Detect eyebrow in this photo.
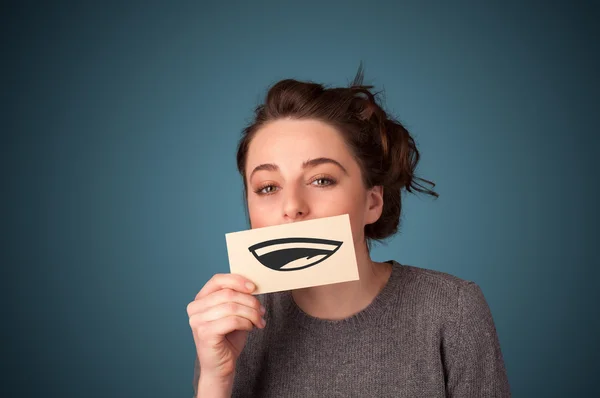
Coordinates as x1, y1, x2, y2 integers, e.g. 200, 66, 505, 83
249, 157, 349, 180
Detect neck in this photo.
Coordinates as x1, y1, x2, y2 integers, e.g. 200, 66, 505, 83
291, 241, 392, 320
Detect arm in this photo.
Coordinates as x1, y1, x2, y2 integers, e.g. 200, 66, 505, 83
187, 274, 263, 398
192, 356, 234, 398
444, 282, 511, 397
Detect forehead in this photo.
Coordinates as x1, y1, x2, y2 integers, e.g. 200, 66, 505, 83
246, 119, 354, 170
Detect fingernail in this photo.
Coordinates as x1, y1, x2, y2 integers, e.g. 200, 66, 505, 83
245, 282, 255, 291
261, 318, 266, 327
260, 305, 266, 314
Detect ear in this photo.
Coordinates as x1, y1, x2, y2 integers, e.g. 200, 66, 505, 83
364, 185, 384, 225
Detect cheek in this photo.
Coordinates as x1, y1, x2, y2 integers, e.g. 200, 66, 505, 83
348, 209, 367, 243
312, 192, 366, 241
249, 214, 270, 229
341, 192, 369, 243
247, 196, 277, 228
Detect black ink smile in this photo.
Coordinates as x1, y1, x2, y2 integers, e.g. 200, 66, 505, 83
248, 237, 343, 271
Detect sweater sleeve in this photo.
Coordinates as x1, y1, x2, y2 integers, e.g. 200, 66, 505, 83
444, 282, 511, 397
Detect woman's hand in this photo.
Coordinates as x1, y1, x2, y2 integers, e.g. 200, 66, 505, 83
187, 273, 266, 384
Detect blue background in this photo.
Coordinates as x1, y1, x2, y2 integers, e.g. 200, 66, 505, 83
3, 1, 598, 397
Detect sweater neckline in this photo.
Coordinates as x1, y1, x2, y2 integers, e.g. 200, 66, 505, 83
281, 260, 404, 332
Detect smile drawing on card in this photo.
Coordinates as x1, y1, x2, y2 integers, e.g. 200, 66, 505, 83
225, 214, 359, 294
248, 237, 343, 271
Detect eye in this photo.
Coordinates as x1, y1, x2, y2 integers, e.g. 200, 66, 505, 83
254, 184, 279, 195
310, 176, 336, 187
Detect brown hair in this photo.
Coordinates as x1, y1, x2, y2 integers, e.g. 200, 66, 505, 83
236, 66, 439, 243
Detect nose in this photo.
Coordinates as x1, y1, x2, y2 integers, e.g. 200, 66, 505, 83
282, 185, 309, 222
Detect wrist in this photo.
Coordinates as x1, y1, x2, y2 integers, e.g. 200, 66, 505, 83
197, 373, 234, 398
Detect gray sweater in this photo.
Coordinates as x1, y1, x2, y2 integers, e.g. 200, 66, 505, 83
193, 261, 510, 397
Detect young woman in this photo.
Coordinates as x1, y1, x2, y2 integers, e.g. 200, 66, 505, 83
187, 70, 510, 397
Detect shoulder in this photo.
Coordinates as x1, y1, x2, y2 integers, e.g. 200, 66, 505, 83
389, 261, 492, 326
393, 261, 481, 299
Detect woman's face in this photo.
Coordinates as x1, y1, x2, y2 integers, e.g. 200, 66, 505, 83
245, 118, 383, 246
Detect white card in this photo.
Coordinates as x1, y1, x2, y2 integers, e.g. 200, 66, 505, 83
225, 214, 359, 294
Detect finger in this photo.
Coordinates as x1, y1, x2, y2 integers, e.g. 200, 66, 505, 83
188, 288, 264, 317
199, 316, 255, 340
196, 273, 256, 300
196, 302, 265, 329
